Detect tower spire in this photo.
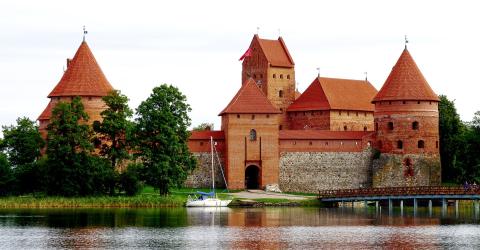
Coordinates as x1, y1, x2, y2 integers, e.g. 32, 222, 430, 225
83, 25, 88, 42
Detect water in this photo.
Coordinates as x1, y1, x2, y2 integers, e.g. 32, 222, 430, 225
1, 206, 480, 249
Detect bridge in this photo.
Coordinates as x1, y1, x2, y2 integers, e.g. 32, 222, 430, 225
319, 186, 480, 215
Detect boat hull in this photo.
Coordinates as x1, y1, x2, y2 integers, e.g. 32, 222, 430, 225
186, 198, 232, 207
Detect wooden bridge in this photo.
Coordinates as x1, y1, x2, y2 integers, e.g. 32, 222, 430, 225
319, 186, 480, 214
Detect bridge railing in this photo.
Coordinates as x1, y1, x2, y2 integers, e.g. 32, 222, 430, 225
318, 186, 480, 199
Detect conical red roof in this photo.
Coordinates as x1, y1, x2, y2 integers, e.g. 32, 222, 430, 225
37, 101, 53, 120
372, 49, 439, 102
219, 78, 281, 115
48, 41, 113, 97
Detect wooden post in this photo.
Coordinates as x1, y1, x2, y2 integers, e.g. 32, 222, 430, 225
413, 198, 418, 216
400, 200, 404, 216
388, 199, 393, 215
442, 198, 447, 216
428, 200, 433, 217
375, 201, 379, 213
455, 200, 459, 218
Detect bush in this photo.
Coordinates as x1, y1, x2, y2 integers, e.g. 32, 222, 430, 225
119, 163, 143, 196
0, 153, 14, 196
13, 159, 47, 194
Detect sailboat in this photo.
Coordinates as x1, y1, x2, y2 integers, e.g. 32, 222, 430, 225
186, 136, 232, 207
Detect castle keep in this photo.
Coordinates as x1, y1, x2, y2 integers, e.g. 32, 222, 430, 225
187, 35, 441, 192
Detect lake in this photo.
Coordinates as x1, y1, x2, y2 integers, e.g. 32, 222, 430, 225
1, 206, 480, 249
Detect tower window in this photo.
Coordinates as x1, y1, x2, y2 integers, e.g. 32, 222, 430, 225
251, 115, 255, 120
237, 114, 240, 119
388, 122, 394, 130
389, 101, 392, 105
412, 121, 419, 130
279, 90, 283, 97
418, 140, 425, 148
200, 141, 204, 146
287, 74, 290, 79
339, 111, 342, 116
344, 125, 347, 131
397, 140, 403, 149
311, 111, 314, 116
249, 129, 257, 141
280, 74, 283, 79
356, 112, 359, 117
417, 101, 421, 104
266, 114, 270, 118
309, 141, 312, 145
273, 74, 276, 78
403, 101, 406, 104
279, 125, 283, 130
364, 126, 367, 131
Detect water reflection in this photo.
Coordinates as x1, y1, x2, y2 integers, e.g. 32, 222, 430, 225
1, 206, 480, 249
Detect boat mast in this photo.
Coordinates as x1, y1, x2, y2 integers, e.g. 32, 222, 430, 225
211, 136, 215, 192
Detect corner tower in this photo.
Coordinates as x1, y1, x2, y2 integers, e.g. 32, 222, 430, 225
38, 40, 114, 138
241, 35, 295, 130
371, 48, 441, 187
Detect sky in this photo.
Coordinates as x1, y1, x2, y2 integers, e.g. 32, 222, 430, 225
1, 0, 479, 132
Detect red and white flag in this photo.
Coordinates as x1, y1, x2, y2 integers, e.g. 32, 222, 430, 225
239, 48, 252, 61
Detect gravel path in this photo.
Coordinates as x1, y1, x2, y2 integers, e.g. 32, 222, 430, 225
231, 190, 313, 200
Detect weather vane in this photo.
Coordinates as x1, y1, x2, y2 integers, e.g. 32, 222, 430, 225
404, 35, 409, 49
83, 25, 88, 41
256, 27, 260, 35
364, 72, 368, 81
316, 67, 320, 77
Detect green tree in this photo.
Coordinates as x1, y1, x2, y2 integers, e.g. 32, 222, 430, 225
0, 117, 45, 166
0, 152, 14, 196
192, 122, 214, 131
135, 84, 196, 195
45, 97, 97, 196
93, 90, 133, 168
438, 95, 465, 182
458, 111, 480, 183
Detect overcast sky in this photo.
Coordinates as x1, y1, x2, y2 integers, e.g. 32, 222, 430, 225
1, 0, 479, 132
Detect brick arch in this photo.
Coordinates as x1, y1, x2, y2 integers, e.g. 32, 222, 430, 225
245, 165, 261, 189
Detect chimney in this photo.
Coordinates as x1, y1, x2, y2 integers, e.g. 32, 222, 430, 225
66, 58, 72, 68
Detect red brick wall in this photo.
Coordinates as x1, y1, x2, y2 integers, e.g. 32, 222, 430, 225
288, 110, 330, 130
374, 100, 439, 155
222, 113, 280, 190
279, 139, 364, 152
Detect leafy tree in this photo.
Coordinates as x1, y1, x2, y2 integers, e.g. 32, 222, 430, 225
44, 97, 96, 196
93, 90, 133, 168
192, 122, 214, 131
135, 84, 196, 195
0, 153, 14, 196
438, 95, 464, 182
0, 117, 45, 166
119, 163, 143, 196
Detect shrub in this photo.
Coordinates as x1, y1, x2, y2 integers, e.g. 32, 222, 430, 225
119, 163, 143, 196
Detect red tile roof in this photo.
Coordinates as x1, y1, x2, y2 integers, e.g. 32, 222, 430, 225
37, 101, 53, 120
219, 78, 281, 115
255, 35, 294, 68
189, 130, 225, 140
372, 49, 439, 102
288, 77, 377, 112
280, 130, 372, 140
48, 41, 114, 97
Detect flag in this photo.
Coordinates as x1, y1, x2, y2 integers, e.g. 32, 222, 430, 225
239, 48, 252, 61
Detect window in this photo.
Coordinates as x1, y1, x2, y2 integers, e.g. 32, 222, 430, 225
266, 114, 270, 118
279, 90, 283, 97
403, 101, 406, 104
273, 74, 276, 78
237, 114, 240, 119
356, 112, 358, 117
417, 101, 421, 104
325, 141, 329, 146
418, 140, 425, 148
412, 121, 419, 130
280, 74, 283, 79
88, 97, 92, 101
280, 108, 283, 112
309, 141, 312, 145
339, 111, 342, 116
388, 122, 394, 130
343, 125, 347, 131
287, 74, 290, 79
249, 129, 257, 141
200, 141, 204, 146
397, 140, 403, 149
389, 101, 392, 105
279, 125, 283, 130
347, 111, 350, 116
303, 112, 306, 116
364, 126, 367, 131
251, 115, 255, 120
311, 111, 315, 116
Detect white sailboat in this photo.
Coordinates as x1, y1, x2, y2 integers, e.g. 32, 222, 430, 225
186, 136, 232, 207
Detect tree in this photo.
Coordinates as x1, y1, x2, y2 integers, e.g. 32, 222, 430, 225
438, 95, 465, 182
45, 96, 100, 196
93, 90, 133, 168
192, 122, 214, 131
135, 84, 196, 195
0, 117, 45, 166
0, 153, 14, 196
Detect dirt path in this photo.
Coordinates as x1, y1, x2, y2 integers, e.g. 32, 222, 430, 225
231, 190, 313, 200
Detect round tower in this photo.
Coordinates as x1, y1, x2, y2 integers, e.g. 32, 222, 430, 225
371, 48, 441, 187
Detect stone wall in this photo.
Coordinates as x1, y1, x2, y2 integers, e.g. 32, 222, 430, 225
184, 152, 227, 189
372, 153, 441, 187
279, 150, 374, 193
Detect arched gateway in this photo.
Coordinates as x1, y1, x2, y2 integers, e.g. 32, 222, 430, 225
245, 165, 260, 189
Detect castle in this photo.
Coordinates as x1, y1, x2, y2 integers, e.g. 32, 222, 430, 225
38, 35, 441, 193
186, 35, 441, 192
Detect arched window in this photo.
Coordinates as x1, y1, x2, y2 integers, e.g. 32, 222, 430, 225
273, 74, 276, 78
287, 74, 290, 79
412, 121, 419, 130
364, 126, 368, 131
397, 140, 403, 149
343, 125, 347, 131
279, 90, 283, 97
251, 115, 255, 120
280, 74, 283, 79
249, 129, 257, 141
418, 140, 425, 148
388, 122, 394, 130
